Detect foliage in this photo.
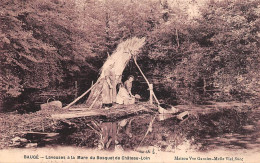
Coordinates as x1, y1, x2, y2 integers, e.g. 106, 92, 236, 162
0, 0, 259, 111
145, 0, 260, 103
196, 0, 260, 101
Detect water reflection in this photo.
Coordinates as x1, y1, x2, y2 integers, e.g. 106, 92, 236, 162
97, 118, 134, 150
16, 108, 260, 153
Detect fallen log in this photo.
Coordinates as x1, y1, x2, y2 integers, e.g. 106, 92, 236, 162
20, 132, 59, 138
16, 132, 59, 137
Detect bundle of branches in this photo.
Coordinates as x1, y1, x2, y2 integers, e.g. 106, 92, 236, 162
85, 37, 146, 109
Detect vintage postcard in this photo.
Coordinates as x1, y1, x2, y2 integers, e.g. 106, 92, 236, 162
0, 0, 259, 162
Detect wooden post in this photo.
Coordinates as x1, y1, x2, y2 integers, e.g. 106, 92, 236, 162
75, 81, 78, 99
203, 77, 206, 95
133, 57, 160, 106
176, 28, 180, 51
149, 84, 153, 104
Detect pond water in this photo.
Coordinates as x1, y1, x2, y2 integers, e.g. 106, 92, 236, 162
17, 106, 260, 154
198, 109, 260, 152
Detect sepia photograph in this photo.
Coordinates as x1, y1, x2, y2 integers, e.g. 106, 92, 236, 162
0, 0, 260, 162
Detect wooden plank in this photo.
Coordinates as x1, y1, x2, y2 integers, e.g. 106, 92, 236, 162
52, 110, 105, 120
104, 106, 153, 121
51, 104, 155, 120
69, 107, 90, 111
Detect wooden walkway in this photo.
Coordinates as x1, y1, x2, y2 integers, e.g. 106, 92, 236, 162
51, 102, 156, 122
51, 101, 248, 122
